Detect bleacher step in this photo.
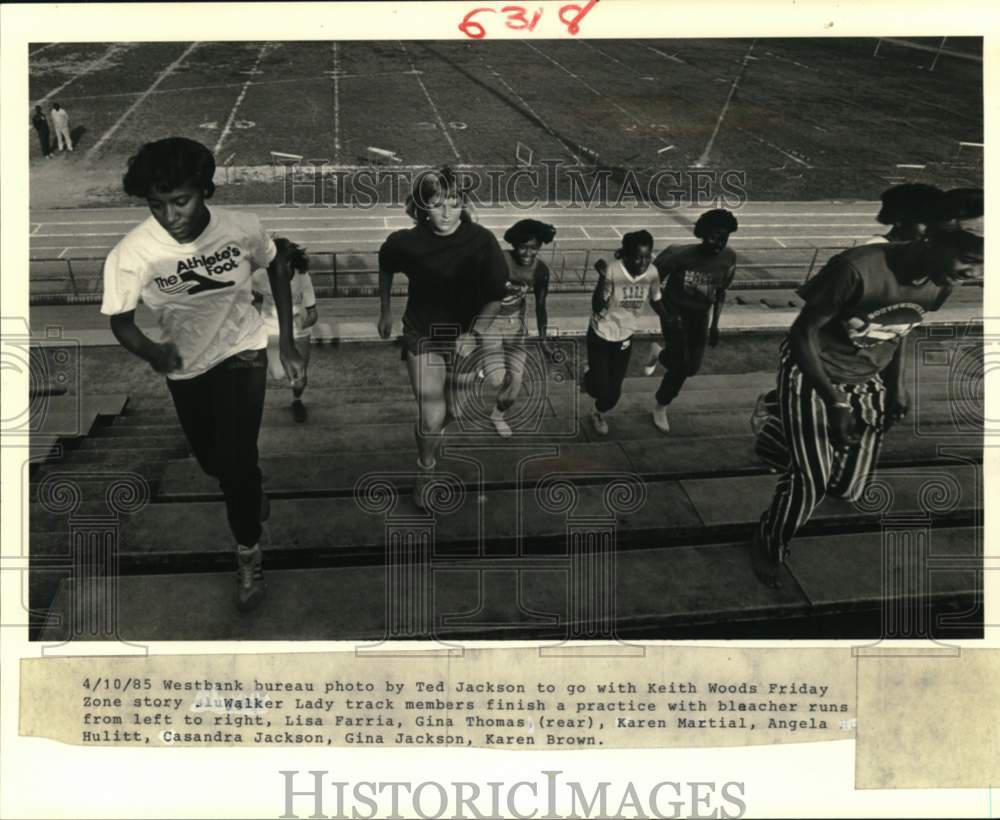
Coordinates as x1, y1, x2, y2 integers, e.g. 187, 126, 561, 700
38, 527, 979, 642
30, 465, 978, 570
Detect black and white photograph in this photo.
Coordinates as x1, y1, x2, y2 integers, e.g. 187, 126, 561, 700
20, 27, 986, 643
2, 3, 997, 819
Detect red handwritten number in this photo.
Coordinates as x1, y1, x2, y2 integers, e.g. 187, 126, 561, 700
459, 7, 495, 39
460, 0, 593, 39
558, 0, 598, 35
502, 6, 543, 31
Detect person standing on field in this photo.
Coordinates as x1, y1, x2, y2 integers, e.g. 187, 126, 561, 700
51, 102, 73, 152
31, 105, 52, 158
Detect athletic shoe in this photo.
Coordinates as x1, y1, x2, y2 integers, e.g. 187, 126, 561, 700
235, 545, 264, 611
413, 460, 435, 510
491, 406, 512, 437
291, 399, 308, 423
750, 390, 779, 436
590, 408, 609, 436
644, 342, 663, 376
652, 403, 671, 433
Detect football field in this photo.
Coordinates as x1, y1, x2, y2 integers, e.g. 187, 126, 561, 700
29, 37, 983, 202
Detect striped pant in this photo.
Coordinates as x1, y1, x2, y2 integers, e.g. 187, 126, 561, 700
757, 340, 887, 561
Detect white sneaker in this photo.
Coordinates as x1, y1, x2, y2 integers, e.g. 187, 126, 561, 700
590, 409, 609, 436
235, 545, 264, 611
491, 407, 512, 437
652, 403, 671, 433
644, 342, 663, 376
750, 390, 779, 436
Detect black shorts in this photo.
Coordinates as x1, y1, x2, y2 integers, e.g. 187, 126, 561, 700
399, 333, 461, 362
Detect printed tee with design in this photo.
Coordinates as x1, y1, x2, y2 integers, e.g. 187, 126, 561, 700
101, 207, 276, 380
498, 251, 550, 319
654, 243, 736, 313
795, 244, 950, 383
251, 269, 317, 339
590, 260, 662, 342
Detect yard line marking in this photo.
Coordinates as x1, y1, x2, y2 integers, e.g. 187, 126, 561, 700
580, 227, 593, 239
215, 42, 271, 155
763, 50, 815, 72
639, 44, 685, 64
31, 224, 41, 235
332, 42, 342, 162
399, 42, 460, 160
29, 43, 59, 57
523, 41, 602, 94
695, 40, 757, 167
522, 42, 673, 150
612, 227, 623, 238
472, 47, 582, 165
35, 43, 127, 104
579, 40, 644, 78
774, 237, 787, 248
57, 248, 68, 259
87, 42, 199, 159
739, 130, 812, 168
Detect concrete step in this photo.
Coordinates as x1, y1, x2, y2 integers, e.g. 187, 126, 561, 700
30, 464, 978, 570
152, 422, 979, 499
37, 526, 979, 641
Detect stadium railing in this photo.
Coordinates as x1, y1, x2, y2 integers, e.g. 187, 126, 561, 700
29, 242, 862, 304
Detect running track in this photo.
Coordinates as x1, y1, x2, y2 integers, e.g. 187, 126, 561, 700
30, 201, 889, 260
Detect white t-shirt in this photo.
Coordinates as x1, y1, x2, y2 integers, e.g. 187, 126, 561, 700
590, 260, 661, 342
250, 269, 317, 339
101, 207, 276, 380
862, 234, 890, 245
51, 108, 69, 128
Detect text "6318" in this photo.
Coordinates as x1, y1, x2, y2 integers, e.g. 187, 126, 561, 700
459, 0, 599, 39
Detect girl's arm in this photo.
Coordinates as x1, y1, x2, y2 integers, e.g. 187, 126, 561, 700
267, 248, 305, 381
533, 262, 550, 340
378, 269, 394, 339
109, 311, 182, 374
592, 259, 611, 314
709, 264, 736, 346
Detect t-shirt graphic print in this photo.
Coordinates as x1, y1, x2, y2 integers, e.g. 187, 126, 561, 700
590, 260, 661, 342
101, 207, 276, 380
796, 245, 948, 383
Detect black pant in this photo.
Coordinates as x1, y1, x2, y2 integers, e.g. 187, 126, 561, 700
655, 307, 710, 406
35, 126, 51, 156
584, 327, 632, 413
166, 349, 267, 547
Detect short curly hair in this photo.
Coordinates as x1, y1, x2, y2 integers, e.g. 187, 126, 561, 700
614, 229, 654, 259
503, 219, 557, 246
694, 209, 738, 238
122, 137, 216, 199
